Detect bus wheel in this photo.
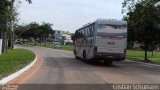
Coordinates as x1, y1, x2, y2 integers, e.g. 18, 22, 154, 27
74, 50, 79, 60
83, 51, 89, 63
104, 60, 113, 65
75, 55, 79, 60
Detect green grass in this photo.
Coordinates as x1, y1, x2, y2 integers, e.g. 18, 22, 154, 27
0, 49, 35, 79
28, 42, 73, 51
61, 45, 73, 51
126, 50, 160, 64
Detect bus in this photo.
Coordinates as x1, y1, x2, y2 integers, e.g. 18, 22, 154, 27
73, 19, 127, 65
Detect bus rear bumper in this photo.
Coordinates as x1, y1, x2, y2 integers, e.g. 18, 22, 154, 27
94, 52, 125, 61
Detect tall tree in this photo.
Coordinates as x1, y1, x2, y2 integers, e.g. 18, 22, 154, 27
14, 24, 31, 42
27, 22, 40, 45
40, 22, 53, 46
8, 0, 32, 49
122, 0, 160, 61
0, 0, 10, 53
0, 0, 32, 53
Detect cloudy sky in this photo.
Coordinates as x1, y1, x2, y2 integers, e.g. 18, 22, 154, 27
18, 0, 124, 33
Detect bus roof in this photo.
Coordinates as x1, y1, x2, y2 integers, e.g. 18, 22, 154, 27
96, 19, 127, 26
77, 19, 127, 31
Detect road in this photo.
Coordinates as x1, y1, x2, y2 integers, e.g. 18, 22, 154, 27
15, 45, 160, 89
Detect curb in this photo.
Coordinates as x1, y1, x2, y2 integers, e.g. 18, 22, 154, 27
126, 60, 160, 67
0, 55, 37, 85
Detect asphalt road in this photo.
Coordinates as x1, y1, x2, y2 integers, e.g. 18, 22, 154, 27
15, 45, 160, 90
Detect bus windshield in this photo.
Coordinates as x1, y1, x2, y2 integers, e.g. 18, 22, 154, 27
97, 24, 127, 38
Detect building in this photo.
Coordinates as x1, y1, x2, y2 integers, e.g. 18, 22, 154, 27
53, 30, 72, 40
52, 30, 73, 45
62, 31, 72, 40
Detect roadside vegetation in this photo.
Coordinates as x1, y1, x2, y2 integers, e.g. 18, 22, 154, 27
126, 50, 160, 64
0, 49, 35, 79
28, 42, 73, 51
0, 0, 32, 53
122, 0, 160, 61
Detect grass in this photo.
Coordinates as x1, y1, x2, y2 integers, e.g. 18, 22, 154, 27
61, 45, 73, 51
28, 42, 73, 51
126, 50, 160, 64
0, 49, 35, 79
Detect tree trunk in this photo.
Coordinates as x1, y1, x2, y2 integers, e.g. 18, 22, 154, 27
44, 37, 47, 47
8, 0, 14, 49
8, 31, 12, 48
144, 41, 149, 62
1, 19, 8, 53
0, 20, 7, 53
23, 38, 25, 44
11, 31, 14, 49
1, 30, 5, 53
8, 22, 13, 49
151, 51, 154, 58
27, 39, 29, 44
11, 1, 15, 49
2, 30, 8, 53
34, 38, 37, 46
40, 37, 42, 46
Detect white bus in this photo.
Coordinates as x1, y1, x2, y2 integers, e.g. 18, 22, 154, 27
74, 19, 127, 64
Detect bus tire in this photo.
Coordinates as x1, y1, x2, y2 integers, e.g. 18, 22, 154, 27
75, 55, 79, 60
74, 49, 79, 60
83, 51, 89, 63
104, 60, 113, 65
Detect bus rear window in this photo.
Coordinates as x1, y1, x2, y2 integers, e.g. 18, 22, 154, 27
97, 24, 127, 38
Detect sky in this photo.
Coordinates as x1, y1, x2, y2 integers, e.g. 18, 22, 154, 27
18, 0, 124, 33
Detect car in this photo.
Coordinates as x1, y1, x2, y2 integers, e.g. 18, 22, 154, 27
64, 39, 73, 45
15, 39, 23, 44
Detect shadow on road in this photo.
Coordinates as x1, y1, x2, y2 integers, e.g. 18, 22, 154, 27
44, 57, 121, 69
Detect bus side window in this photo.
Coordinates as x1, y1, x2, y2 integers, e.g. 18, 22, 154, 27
84, 28, 87, 37
75, 31, 78, 39
82, 30, 84, 37
78, 31, 80, 38
82, 29, 85, 37
89, 26, 92, 37
76, 31, 78, 38
78, 31, 81, 38
87, 28, 89, 37
85, 27, 88, 37
90, 25, 94, 36
92, 25, 95, 36
80, 30, 83, 37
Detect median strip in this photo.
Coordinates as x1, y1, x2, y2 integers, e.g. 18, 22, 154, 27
0, 49, 36, 85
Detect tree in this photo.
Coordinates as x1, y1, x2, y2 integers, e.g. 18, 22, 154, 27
122, 0, 160, 61
27, 22, 41, 45
0, 0, 32, 53
15, 22, 53, 46
8, 0, 20, 49
14, 24, 31, 43
40, 22, 53, 46
8, 0, 32, 49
